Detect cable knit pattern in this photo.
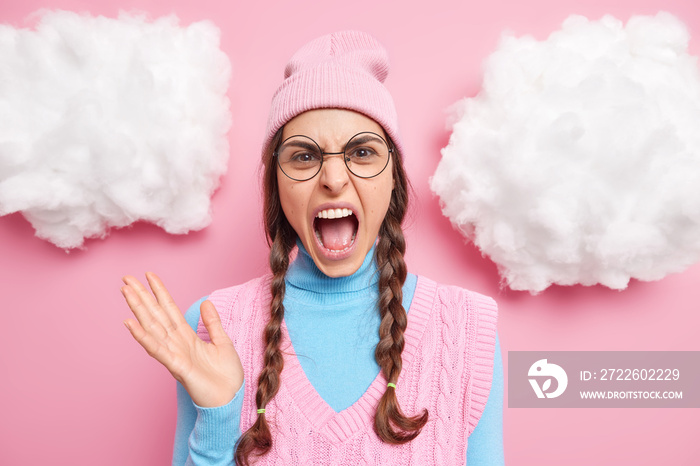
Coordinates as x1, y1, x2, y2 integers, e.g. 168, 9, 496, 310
198, 275, 497, 465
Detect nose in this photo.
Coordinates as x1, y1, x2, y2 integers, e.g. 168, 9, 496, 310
318, 153, 349, 193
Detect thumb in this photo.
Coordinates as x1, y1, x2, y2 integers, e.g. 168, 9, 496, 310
200, 300, 231, 347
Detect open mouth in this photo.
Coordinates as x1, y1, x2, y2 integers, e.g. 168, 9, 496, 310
314, 208, 359, 252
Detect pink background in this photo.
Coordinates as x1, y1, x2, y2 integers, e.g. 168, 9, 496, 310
1, 0, 699, 464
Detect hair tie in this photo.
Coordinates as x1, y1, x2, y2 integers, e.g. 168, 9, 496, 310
257, 408, 266, 414
387, 382, 396, 389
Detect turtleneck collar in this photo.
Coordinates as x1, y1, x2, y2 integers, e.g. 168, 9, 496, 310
285, 238, 380, 295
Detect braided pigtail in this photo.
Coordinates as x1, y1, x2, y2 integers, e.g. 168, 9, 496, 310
373, 147, 428, 443
235, 130, 296, 465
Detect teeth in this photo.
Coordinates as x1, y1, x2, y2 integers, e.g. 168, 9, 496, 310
316, 208, 354, 219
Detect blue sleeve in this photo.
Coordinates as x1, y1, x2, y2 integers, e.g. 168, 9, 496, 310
172, 297, 245, 466
465, 332, 505, 465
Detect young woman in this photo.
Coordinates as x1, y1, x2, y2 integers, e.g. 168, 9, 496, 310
122, 31, 503, 465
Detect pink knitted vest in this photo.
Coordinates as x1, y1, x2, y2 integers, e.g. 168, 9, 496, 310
198, 275, 498, 465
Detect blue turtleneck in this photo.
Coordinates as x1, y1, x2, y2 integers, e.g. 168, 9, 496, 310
172, 242, 504, 465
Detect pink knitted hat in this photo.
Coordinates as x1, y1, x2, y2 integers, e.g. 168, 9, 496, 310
264, 31, 403, 157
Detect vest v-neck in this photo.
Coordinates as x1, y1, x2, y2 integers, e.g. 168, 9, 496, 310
283, 240, 418, 413
279, 275, 437, 443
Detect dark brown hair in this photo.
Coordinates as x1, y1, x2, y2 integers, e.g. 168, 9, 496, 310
234, 129, 427, 465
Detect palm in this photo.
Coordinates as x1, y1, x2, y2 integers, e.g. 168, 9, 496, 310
121, 273, 243, 408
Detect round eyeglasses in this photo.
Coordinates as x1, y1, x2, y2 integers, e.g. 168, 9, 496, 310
274, 132, 393, 181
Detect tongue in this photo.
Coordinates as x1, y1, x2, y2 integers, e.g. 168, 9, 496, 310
317, 217, 356, 250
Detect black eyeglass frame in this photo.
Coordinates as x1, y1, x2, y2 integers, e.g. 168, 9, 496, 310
273, 131, 394, 181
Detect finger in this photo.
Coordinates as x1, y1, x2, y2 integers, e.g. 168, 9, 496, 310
122, 275, 174, 331
123, 318, 169, 364
122, 275, 159, 307
144, 272, 186, 329
200, 300, 233, 347
121, 284, 167, 340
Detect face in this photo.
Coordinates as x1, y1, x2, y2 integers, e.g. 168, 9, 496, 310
277, 109, 394, 277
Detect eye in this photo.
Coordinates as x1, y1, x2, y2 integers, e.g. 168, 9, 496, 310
281, 150, 321, 169
289, 151, 322, 164
347, 146, 378, 164
353, 148, 373, 158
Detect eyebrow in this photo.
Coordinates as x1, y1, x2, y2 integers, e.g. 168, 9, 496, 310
279, 134, 384, 153
345, 134, 383, 146
279, 140, 320, 152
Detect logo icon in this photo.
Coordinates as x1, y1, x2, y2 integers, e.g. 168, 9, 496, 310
528, 359, 568, 398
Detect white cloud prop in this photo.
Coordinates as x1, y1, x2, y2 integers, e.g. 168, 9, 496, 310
431, 12, 700, 293
0, 10, 231, 248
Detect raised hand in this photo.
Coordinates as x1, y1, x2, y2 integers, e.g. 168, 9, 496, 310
121, 272, 244, 408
